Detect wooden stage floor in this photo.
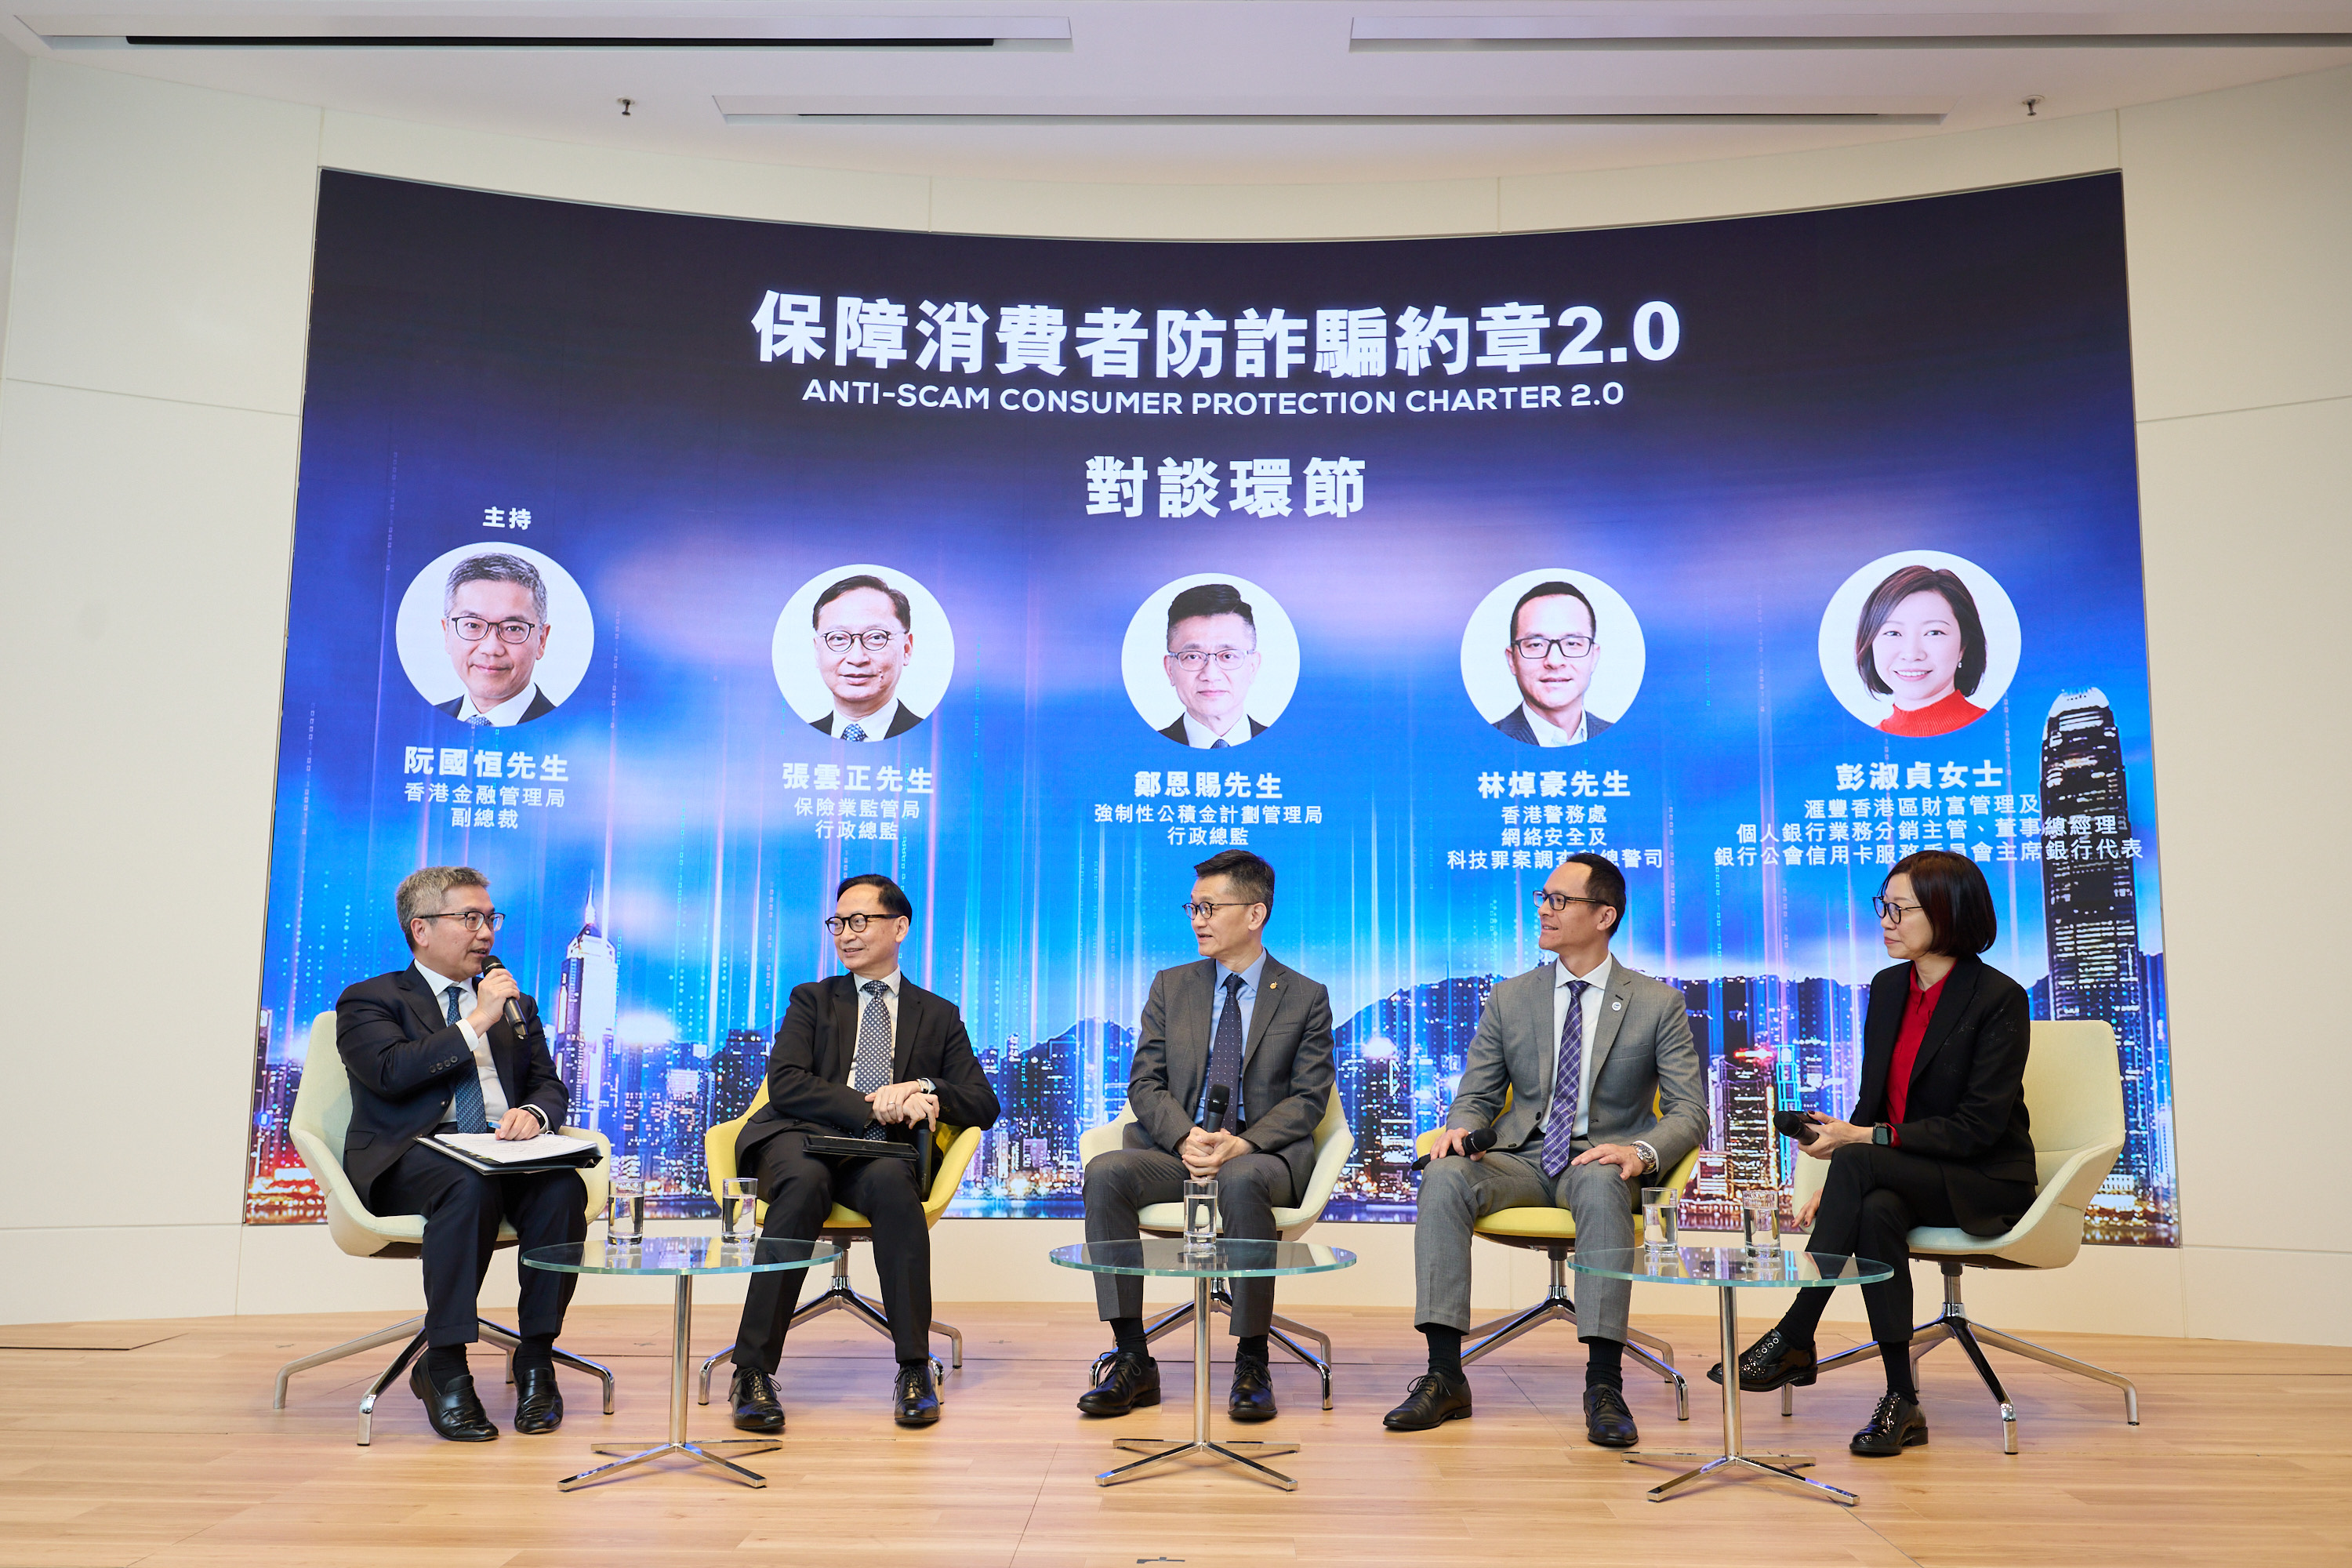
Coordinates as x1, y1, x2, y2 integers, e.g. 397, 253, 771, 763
2, 1302, 2347, 1567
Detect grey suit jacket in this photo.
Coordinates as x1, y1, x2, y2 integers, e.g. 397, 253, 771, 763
1123, 954, 1336, 1196
1444, 957, 1707, 1174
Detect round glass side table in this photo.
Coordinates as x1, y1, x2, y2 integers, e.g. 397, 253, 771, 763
1050, 1239, 1356, 1492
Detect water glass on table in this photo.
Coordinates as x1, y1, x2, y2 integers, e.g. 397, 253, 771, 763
1740, 1190, 1781, 1254
1181, 1179, 1219, 1253
721, 1178, 760, 1244
1642, 1186, 1679, 1249
608, 1181, 646, 1243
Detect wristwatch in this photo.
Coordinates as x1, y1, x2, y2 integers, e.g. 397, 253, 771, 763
1871, 1123, 1893, 1146
916, 1077, 936, 1095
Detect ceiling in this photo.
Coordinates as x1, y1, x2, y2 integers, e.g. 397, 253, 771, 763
8, 2, 2350, 184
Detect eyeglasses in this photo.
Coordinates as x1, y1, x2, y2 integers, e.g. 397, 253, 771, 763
448, 615, 541, 644
820, 629, 901, 653
1534, 891, 1610, 914
1170, 648, 1254, 670
1512, 634, 1595, 660
1871, 896, 1923, 924
823, 912, 902, 934
416, 909, 506, 932
1179, 899, 1261, 920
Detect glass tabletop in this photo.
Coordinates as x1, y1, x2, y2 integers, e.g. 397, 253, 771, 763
1567, 1246, 1894, 1287
523, 1236, 842, 1276
1050, 1239, 1357, 1279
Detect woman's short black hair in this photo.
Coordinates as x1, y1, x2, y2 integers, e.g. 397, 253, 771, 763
1854, 564, 1988, 699
1887, 850, 1997, 956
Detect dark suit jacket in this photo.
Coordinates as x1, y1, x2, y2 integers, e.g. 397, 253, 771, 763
1124, 955, 1335, 1196
336, 964, 569, 1200
808, 704, 925, 739
1157, 713, 1270, 746
1492, 705, 1612, 745
738, 974, 1000, 1163
1852, 955, 2038, 1232
434, 686, 557, 724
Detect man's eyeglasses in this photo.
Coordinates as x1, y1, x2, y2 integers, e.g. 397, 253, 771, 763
820, 630, 901, 654
1533, 891, 1609, 914
448, 615, 541, 644
417, 909, 506, 932
824, 912, 901, 934
1170, 648, 1254, 670
1871, 896, 1923, 924
1179, 899, 1261, 920
1512, 634, 1595, 660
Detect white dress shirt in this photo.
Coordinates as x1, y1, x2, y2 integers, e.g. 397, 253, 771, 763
1179, 710, 1255, 749
1519, 702, 1589, 746
414, 961, 536, 1130
827, 698, 902, 741
454, 684, 546, 727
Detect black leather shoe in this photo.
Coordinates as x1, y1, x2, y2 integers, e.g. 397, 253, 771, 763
1076, 1350, 1161, 1417
512, 1363, 564, 1434
1382, 1372, 1472, 1431
894, 1362, 942, 1428
1229, 1351, 1278, 1423
409, 1359, 497, 1442
731, 1367, 786, 1433
1583, 1385, 1639, 1448
1849, 1390, 1929, 1456
1705, 1327, 1819, 1392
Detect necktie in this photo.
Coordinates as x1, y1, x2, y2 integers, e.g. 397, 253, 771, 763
1541, 978, 1590, 1177
1210, 738, 1229, 749
444, 985, 488, 1133
465, 714, 490, 728
1199, 972, 1245, 1127
852, 979, 893, 1138
842, 721, 867, 742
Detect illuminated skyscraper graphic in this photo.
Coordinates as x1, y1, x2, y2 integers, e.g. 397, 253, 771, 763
554, 895, 619, 1131
2041, 688, 2176, 1242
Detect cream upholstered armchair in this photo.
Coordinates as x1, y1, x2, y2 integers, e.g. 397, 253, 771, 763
1785, 1018, 2140, 1454
273, 1012, 615, 1444
1076, 1090, 1354, 1409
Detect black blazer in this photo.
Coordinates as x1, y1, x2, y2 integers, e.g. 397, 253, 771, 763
434, 686, 557, 724
1157, 713, 1269, 746
336, 964, 569, 1200
1852, 955, 2037, 1232
808, 704, 926, 739
738, 974, 1000, 1163
1492, 706, 1612, 745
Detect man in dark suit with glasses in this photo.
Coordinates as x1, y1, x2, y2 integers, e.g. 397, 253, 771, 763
1493, 579, 1612, 746
1076, 849, 1335, 1422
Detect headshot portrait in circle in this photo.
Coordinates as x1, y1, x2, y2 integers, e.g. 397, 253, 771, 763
435, 551, 558, 726
1159, 581, 1268, 748
1494, 579, 1610, 746
1854, 564, 1993, 739
808, 572, 927, 741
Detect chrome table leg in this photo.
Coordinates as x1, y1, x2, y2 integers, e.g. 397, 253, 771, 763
560, 1275, 775, 1490
1098, 1275, 1300, 1490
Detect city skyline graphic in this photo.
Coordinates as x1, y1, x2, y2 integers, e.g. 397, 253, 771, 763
245, 171, 2176, 1247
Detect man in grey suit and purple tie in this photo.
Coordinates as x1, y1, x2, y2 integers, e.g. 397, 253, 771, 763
1076, 849, 1335, 1424
1385, 851, 1708, 1447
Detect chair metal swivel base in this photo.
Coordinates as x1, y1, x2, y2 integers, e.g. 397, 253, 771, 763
1463, 1243, 1691, 1422
1778, 1260, 2140, 1454
696, 1247, 963, 1405
1134, 1285, 1335, 1410
274, 1313, 617, 1446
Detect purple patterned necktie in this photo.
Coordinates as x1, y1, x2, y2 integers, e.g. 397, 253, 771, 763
1541, 978, 1591, 1177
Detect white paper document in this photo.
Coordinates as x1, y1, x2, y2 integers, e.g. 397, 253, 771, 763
430, 1131, 599, 1165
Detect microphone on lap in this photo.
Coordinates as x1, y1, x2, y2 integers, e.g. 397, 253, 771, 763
477, 954, 529, 1030
1412, 1127, 1497, 1172
1203, 1084, 1231, 1135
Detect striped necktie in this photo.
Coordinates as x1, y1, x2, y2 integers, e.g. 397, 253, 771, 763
1541, 979, 1589, 1177
444, 985, 488, 1133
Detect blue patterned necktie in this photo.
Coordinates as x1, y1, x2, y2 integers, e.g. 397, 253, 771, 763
852, 979, 893, 1138
443, 984, 488, 1133
842, 721, 867, 742
1210, 738, 1229, 749
1541, 978, 1590, 1177
1199, 971, 1245, 1127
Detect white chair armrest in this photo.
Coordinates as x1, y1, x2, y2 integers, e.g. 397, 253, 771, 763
1080, 1108, 1138, 1166
1907, 1139, 2121, 1271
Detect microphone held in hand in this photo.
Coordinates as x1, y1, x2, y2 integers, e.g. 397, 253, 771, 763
1411, 1127, 1497, 1171
477, 954, 528, 1030
1203, 1083, 1231, 1134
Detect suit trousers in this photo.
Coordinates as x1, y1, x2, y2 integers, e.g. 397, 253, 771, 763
1413, 1143, 1639, 1341
1787, 1143, 2031, 1348
735, 1132, 932, 1370
369, 1144, 587, 1348
1082, 1147, 1294, 1337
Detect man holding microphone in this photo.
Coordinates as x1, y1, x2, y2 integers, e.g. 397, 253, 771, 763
336, 866, 585, 1442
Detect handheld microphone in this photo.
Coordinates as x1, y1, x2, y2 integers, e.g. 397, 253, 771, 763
1203, 1084, 1231, 1134
1411, 1127, 1496, 1171
477, 954, 528, 1029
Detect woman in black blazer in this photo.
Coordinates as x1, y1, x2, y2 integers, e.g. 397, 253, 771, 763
1713, 849, 2037, 1457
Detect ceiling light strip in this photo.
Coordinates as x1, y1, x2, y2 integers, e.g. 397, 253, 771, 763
1348, 32, 2352, 53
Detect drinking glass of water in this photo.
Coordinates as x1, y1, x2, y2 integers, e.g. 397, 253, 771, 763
1642, 1186, 1679, 1248
1740, 1190, 1781, 1254
722, 1178, 759, 1244
1181, 1179, 1219, 1253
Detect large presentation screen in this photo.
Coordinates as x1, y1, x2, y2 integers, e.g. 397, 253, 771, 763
246, 170, 2176, 1245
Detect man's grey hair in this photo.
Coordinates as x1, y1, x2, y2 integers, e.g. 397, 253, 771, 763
444, 552, 548, 623
396, 866, 489, 950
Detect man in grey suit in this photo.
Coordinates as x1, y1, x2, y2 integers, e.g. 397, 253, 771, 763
1385, 851, 1707, 1447
1077, 849, 1336, 1424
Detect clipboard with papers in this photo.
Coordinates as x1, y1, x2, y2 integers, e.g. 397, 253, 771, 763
423, 1130, 604, 1175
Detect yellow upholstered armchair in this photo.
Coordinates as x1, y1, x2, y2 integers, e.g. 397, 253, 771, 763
695, 1080, 985, 1404
1411, 1085, 1698, 1420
